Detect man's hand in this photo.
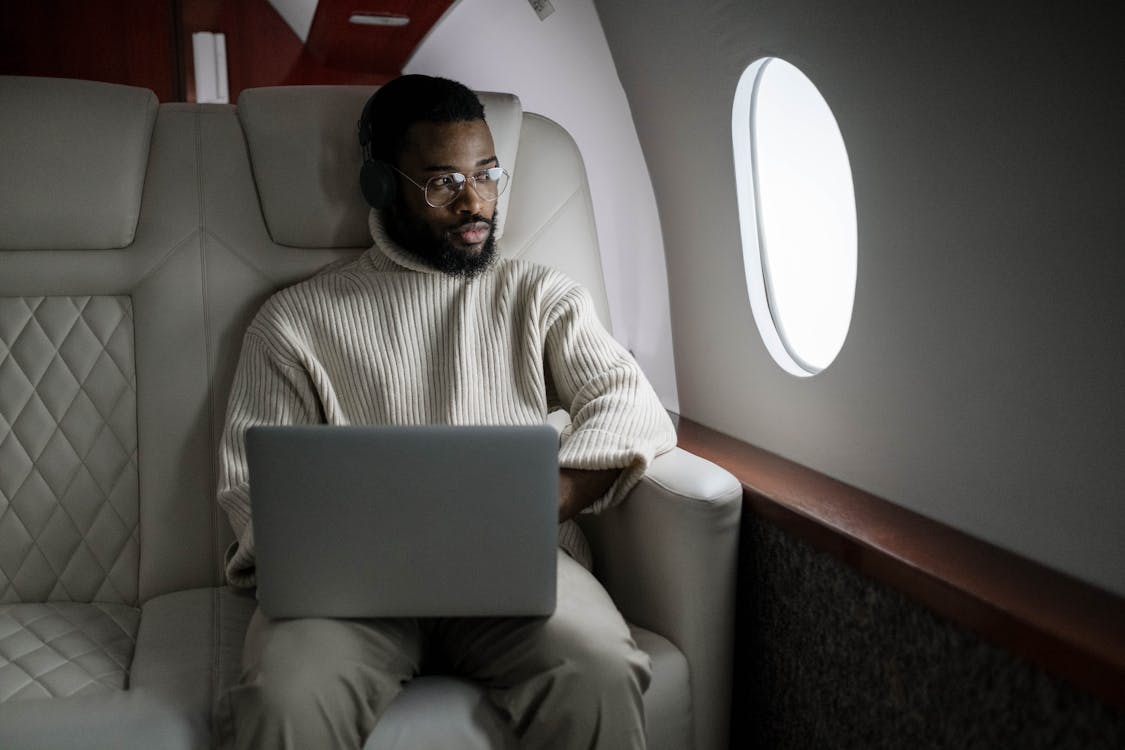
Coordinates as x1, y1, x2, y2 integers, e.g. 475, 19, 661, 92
558, 467, 622, 522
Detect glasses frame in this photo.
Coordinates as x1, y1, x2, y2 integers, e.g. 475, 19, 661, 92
391, 165, 511, 208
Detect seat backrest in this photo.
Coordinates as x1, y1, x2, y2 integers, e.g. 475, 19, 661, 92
1, 77, 610, 605
0, 76, 155, 605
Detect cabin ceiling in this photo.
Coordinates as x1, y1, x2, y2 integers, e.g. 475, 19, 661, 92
269, 0, 318, 41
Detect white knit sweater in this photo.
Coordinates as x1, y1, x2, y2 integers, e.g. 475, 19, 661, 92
217, 212, 676, 587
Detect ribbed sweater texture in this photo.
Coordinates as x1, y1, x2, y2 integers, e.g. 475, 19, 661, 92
217, 212, 677, 587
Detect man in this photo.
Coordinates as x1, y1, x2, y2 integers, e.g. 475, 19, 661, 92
217, 74, 676, 749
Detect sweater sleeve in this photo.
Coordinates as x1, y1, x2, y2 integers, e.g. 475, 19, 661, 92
216, 327, 321, 588
544, 283, 677, 513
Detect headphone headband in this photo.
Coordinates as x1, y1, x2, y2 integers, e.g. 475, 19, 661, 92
358, 90, 395, 209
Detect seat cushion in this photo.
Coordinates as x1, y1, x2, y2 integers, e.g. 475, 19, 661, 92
131, 586, 258, 745
0, 587, 255, 750
0, 685, 204, 750
0, 602, 140, 702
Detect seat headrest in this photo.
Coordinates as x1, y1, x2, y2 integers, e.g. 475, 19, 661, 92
0, 76, 158, 251
237, 86, 522, 249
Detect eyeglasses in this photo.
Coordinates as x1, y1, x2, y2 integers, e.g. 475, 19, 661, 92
392, 165, 511, 208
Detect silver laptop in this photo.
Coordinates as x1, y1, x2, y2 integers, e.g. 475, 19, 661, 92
246, 424, 559, 619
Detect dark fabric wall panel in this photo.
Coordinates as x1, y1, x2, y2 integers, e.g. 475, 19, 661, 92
734, 516, 1125, 748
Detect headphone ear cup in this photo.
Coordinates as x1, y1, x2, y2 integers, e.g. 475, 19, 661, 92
360, 160, 396, 209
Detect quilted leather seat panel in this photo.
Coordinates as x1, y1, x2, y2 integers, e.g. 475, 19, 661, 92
0, 602, 140, 702
0, 296, 139, 605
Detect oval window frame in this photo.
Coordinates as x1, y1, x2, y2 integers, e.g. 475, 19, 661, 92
731, 57, 858, 376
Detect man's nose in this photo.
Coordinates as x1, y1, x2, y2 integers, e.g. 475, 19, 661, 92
451, 182, 485, 215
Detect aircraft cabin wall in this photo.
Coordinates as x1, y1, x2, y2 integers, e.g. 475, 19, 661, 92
593, 0, 1125, 599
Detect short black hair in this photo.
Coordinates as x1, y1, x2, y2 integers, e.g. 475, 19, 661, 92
360, 75, 485, 164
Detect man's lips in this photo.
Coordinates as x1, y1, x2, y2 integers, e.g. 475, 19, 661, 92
450, 221, 491, 247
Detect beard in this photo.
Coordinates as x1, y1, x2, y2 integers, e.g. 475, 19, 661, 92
387, 201, 499, 279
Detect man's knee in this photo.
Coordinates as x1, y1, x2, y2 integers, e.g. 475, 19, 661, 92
563, 629, 651, 697
518, 610, 651, 701
246, 619, 344, 696
244, 650, 346, 716
497, 623, 650, 748
230, 616, 406, 747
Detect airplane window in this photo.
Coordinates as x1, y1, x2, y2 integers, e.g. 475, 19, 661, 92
732, 57, 857, 376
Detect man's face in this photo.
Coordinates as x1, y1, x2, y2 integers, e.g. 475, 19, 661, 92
386, 119, 499, 277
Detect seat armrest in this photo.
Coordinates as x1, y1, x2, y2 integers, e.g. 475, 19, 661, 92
577, 446, 741, 750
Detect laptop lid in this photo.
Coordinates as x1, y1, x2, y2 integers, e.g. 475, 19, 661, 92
247, 424, 559, 619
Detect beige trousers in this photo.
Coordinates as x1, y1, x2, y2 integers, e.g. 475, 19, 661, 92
222, 550, 650, 749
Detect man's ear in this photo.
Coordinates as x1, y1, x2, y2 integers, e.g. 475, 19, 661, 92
360, 159, 396, 209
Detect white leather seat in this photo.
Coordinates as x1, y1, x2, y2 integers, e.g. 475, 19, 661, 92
0, 76, 741, 750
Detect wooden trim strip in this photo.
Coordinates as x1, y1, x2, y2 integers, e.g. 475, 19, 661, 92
674, 417, 1125, 711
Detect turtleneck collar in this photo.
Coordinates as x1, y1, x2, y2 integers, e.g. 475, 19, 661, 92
365, 209, 446, 275
364, 209, 507, 278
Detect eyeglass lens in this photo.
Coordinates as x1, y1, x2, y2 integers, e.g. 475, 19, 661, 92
425, 168, 509, 207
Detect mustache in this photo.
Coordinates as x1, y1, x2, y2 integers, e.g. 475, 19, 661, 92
452, 216, 492, 231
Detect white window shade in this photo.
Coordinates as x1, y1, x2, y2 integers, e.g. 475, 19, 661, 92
192, 32, 229, 104
732, 57, 857, 376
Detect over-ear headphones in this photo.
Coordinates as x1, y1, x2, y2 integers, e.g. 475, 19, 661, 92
358, 92, 396, 209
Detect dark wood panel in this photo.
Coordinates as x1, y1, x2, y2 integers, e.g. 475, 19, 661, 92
0, 0, 177, 101
675, 417, 1125, 711
179, 0, 393, 103
306, 0, 455, 73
